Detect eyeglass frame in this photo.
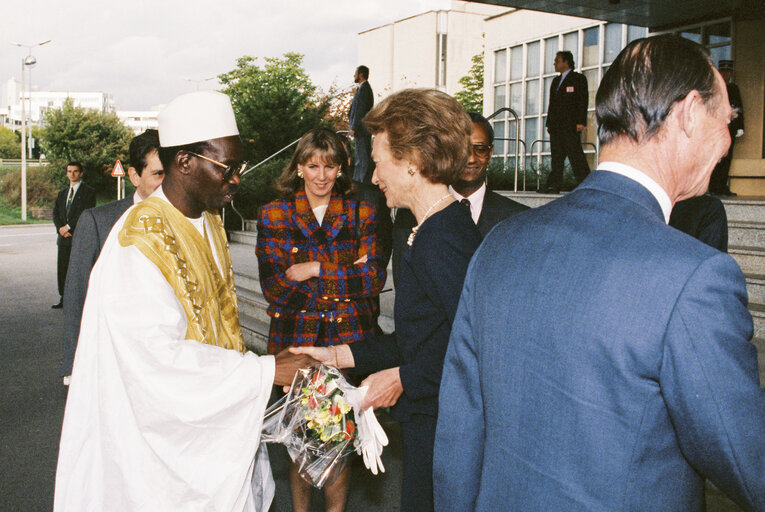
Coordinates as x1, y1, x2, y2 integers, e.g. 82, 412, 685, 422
185, 150, 249, 181
470, 144, 493, 158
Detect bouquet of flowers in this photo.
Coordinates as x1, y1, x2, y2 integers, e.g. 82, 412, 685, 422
262, 365, 387, 488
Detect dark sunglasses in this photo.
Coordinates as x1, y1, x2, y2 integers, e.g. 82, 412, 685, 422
186, 151, 249, 181
471, 144, 493, 157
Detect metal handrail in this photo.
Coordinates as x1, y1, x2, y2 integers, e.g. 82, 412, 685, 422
492, 138, 527, 191
529, 139, 599, 190
226, 131, 352, 231
226, 137, 301, 231
486, 108, 521, 192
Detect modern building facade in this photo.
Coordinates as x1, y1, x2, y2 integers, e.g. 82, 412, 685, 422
359, 1, 765, 195
1, 77, 116, 130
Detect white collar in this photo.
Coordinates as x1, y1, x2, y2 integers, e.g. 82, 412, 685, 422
132, 192, 142, 205
69, 181, 82, 193
597, 161, 672, 223
449, 182, 486, 225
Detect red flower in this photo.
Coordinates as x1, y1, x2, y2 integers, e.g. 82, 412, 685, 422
345, 420, 356, 438
329, 403, 340, 416
308, 396, 319, 409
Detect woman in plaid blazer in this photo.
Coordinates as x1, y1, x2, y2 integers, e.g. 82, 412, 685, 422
255, 128, 386, 512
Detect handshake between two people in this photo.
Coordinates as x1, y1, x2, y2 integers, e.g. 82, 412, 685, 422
274, 345, 403, 411
271, 345, 394, 476
282, 344, 404, 412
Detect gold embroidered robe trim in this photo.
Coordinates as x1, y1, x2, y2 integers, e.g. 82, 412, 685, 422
118, 197, 245, 353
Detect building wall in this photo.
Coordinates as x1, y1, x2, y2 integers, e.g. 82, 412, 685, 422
358, 1, 508, 102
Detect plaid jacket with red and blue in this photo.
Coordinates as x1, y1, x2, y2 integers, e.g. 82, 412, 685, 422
256, 190, 387, 354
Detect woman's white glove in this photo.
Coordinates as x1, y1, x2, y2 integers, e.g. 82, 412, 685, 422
344, 385, 389, 475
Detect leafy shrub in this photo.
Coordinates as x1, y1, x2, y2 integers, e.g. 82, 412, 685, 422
0, 165, 58, 207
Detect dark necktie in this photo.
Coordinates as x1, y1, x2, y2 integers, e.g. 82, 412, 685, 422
66, 187, 74, 213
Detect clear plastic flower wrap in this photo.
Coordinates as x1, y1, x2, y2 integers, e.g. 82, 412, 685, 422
262, 364, 388, 488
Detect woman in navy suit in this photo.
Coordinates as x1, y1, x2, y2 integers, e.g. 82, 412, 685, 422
293, 89, 482, 512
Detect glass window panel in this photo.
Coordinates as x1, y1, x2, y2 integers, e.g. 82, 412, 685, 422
543, 76, 554, 113
627, 25, 646, 43
707, 22, 731, 45
545, 37, 558, 74
509, 83, 523, 114
583, 69, 599, 109
510, 46, 523, 81
494, 49, 507, 83
563, 32, 578, 56
494, 85, 507, 112
584, 111, 597, 146
680, 27, 701, 44
583, 26, 600, 68
526, 79, 540, 115
527, 41, 540, 76
493, 120, 505, 156
604, 24, 622, 63
524, 118, 539, 147
710, 45, 731, 68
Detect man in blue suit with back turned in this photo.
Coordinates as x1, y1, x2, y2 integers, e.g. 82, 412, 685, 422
435, 35, 765, 511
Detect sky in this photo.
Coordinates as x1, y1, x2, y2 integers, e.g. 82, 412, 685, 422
1, 0, 451, 111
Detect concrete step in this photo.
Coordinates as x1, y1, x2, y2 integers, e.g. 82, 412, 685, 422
751, 303, 765, 341
753, 337, 765, 386
721, 198, 765, 223
746, 274, 765, 306
729, 221, 765, 249
234, 271, 260, 295
240, 311, 269, 355
237, 289, 272, 326
230, 230, 257, 246
730, 246, 765, 276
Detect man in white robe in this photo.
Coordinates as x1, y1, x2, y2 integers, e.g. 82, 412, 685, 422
55, 91, 313, 511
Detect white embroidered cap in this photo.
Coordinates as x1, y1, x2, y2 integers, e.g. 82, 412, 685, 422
158, 91, 239, 147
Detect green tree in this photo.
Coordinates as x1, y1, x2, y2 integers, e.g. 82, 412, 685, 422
39, 98, 133, 193
455, 51, 484, 114
218, 52, 330, 164
0, 126, 20, 159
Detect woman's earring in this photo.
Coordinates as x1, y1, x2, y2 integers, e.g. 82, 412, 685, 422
297, 169, 304, 179
337, 169, 343, 178
407, 166, 416, 176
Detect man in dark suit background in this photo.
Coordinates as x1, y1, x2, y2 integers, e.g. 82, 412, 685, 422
349, 65, 374, 184
52, 161, 96, 308
435, 35, 765, 511
542, 50, 590, 193
61, 130, 163, 384
392, 113, 528, 286
709, 59, 745, 196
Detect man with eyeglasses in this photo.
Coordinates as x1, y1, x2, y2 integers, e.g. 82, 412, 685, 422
55, 91, 314, 512
391, 112, 528, 286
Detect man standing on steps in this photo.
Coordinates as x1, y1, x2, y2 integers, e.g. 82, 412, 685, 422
60, 129, 164, 385
349, 65, 374, 183
541, 50, 590, 194
51, 161, 96, 309
55, 91, 314, 512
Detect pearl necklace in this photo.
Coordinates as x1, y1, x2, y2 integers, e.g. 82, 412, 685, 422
407, 193, 453, 246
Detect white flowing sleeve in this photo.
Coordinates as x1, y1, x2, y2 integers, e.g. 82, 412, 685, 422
55, 223, 275, 512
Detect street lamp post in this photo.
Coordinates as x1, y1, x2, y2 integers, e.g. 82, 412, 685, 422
183, 76, 216, 90
10, 39, 51, 221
